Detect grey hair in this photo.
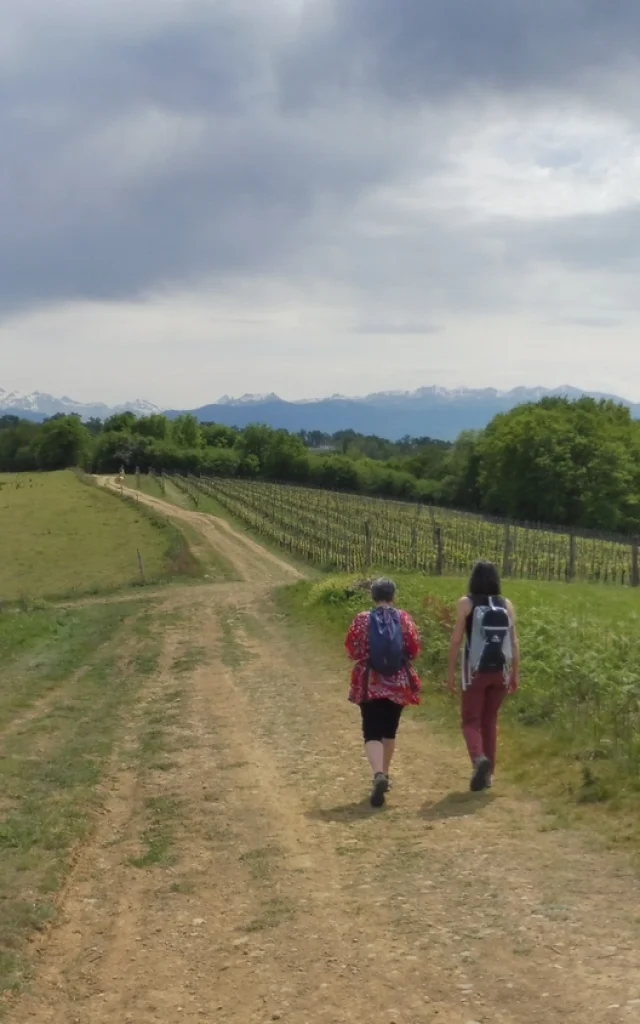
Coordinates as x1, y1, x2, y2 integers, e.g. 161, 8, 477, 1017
371, 577, 397, 603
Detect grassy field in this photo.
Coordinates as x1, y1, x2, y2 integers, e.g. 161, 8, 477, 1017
0, 471, 200, 602
277, 572, 640, 843
190, 476, 638, 586
0, 600, 163, 1003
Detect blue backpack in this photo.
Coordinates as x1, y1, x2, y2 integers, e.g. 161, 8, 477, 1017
368, 607, 406, 676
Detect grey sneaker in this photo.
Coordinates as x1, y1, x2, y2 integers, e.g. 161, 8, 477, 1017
383, 774, 392, 792
370, 772, 387, 808
470, 756, 492, 792
485, 774, 493, 790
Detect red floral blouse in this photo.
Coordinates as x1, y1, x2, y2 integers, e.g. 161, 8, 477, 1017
345, 609, 422, 707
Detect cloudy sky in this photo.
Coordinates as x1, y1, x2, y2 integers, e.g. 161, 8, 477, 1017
2, 0, 640, 406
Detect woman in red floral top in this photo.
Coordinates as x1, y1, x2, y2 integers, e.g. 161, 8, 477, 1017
345, 578, 422, 807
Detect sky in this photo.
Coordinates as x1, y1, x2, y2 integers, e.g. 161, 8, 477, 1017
2, 0, 640, 407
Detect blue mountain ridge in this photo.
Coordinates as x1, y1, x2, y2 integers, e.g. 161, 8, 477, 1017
3, 386, 638, 442
164, 386, 640, 442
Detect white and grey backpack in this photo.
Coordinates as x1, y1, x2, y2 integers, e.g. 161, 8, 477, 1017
467, 596, 513, 678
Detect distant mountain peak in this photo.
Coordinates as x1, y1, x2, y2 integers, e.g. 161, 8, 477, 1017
0, 387, 160, 420
217, 392, 283, 406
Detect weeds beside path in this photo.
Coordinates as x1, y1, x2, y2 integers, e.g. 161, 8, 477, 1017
8, 484, 640, 1024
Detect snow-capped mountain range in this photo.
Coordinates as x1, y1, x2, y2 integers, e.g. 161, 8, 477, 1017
3, 384, 637, 440
167, 385, 639, 441
215, 385, 593, 407
0, 389, 160, 420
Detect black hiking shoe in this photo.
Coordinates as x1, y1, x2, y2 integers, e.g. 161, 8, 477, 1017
370, 773, 387, 808
470, 756, 492, 792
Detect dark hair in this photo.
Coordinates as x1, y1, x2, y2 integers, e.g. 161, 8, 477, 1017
371, 577, 397, 603
468, 560, 501, 597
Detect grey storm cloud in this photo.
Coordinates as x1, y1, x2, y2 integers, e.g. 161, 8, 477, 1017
1, 0, 640, 313
282, 0, 640, 109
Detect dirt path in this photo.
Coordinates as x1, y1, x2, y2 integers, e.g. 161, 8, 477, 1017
13, 488, 640, 1023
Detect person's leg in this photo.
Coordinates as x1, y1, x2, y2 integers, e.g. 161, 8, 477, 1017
382, 700, 403, 775
462, 677, 492, 791
361, 702, 387, 806
481, 681, 507, 775
461, 680, 485, 764
361, 702, 385, 774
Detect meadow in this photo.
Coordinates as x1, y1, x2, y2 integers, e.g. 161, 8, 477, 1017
0, 471, 199, 602
178, 475, 640, 586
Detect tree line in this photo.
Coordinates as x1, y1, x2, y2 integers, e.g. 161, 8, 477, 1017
1, 395, 639, 535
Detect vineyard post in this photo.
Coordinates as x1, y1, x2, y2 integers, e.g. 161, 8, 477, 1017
137, 548, 146, 584
568, 532, 577, 582
502, 523, 513, 578
631, 539, 640, 588
434, 525, 445, 576
411, 522, 419, 569
364, 521, 373, 567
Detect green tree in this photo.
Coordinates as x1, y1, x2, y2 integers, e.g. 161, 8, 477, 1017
201, 423, 238, 448
133, 414, 170, 440
171, 414, 202, 448
475, 397, 640, 532
37, 415, 92, 471
103, 411, 137, 433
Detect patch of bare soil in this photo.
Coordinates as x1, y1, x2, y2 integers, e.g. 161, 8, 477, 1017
13, 489, 640, 1024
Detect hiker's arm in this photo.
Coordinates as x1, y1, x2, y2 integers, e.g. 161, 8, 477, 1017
506, 600, 520, 692
447, 598, 470, 694
345, 614, 366, 661
403, 615, 421, 660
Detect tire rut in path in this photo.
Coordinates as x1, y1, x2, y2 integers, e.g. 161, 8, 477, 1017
12, 487, 640, 1024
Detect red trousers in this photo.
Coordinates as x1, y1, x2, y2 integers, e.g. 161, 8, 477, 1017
461, 672, 507, 771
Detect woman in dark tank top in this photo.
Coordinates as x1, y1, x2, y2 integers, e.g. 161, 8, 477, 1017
448, 561, 520, 792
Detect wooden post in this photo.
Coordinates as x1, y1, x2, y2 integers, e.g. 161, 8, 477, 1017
567, 532, 577, 582
434, 525, 445, 576
631, 540, 640, 588
411, 523, 419, 570
137, 549, 146, 584
364, 521, 373, 567
502, 523, 513, 578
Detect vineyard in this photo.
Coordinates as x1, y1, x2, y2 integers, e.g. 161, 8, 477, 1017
171, 475, 640, 586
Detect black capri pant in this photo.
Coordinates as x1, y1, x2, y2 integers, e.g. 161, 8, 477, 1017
360, 698, 403, 743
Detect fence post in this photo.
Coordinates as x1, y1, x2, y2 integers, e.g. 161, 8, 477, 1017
364, 521, 373, 567
632, 540, 640, 588
567, 532, 577, 582
502, 523, 513, 578
434, 525, 445, 576
411, 523, 419, 569
137, 549, 146, 584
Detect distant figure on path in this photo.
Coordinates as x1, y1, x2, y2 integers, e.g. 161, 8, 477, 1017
346, 578, 422, 808
447, 561, 519, 791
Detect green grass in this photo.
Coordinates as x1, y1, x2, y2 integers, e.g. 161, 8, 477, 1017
0, 471, 201, 602
0, 601, 156, 1005
277, 571, 640, 847
123, 474, 239, 580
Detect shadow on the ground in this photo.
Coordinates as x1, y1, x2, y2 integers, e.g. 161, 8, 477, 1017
420, 790, 495, 821
306, 801, 379, 824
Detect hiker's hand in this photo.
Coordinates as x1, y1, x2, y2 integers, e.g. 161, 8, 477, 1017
508, 674, 519, 694
447, 675, 457, 695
